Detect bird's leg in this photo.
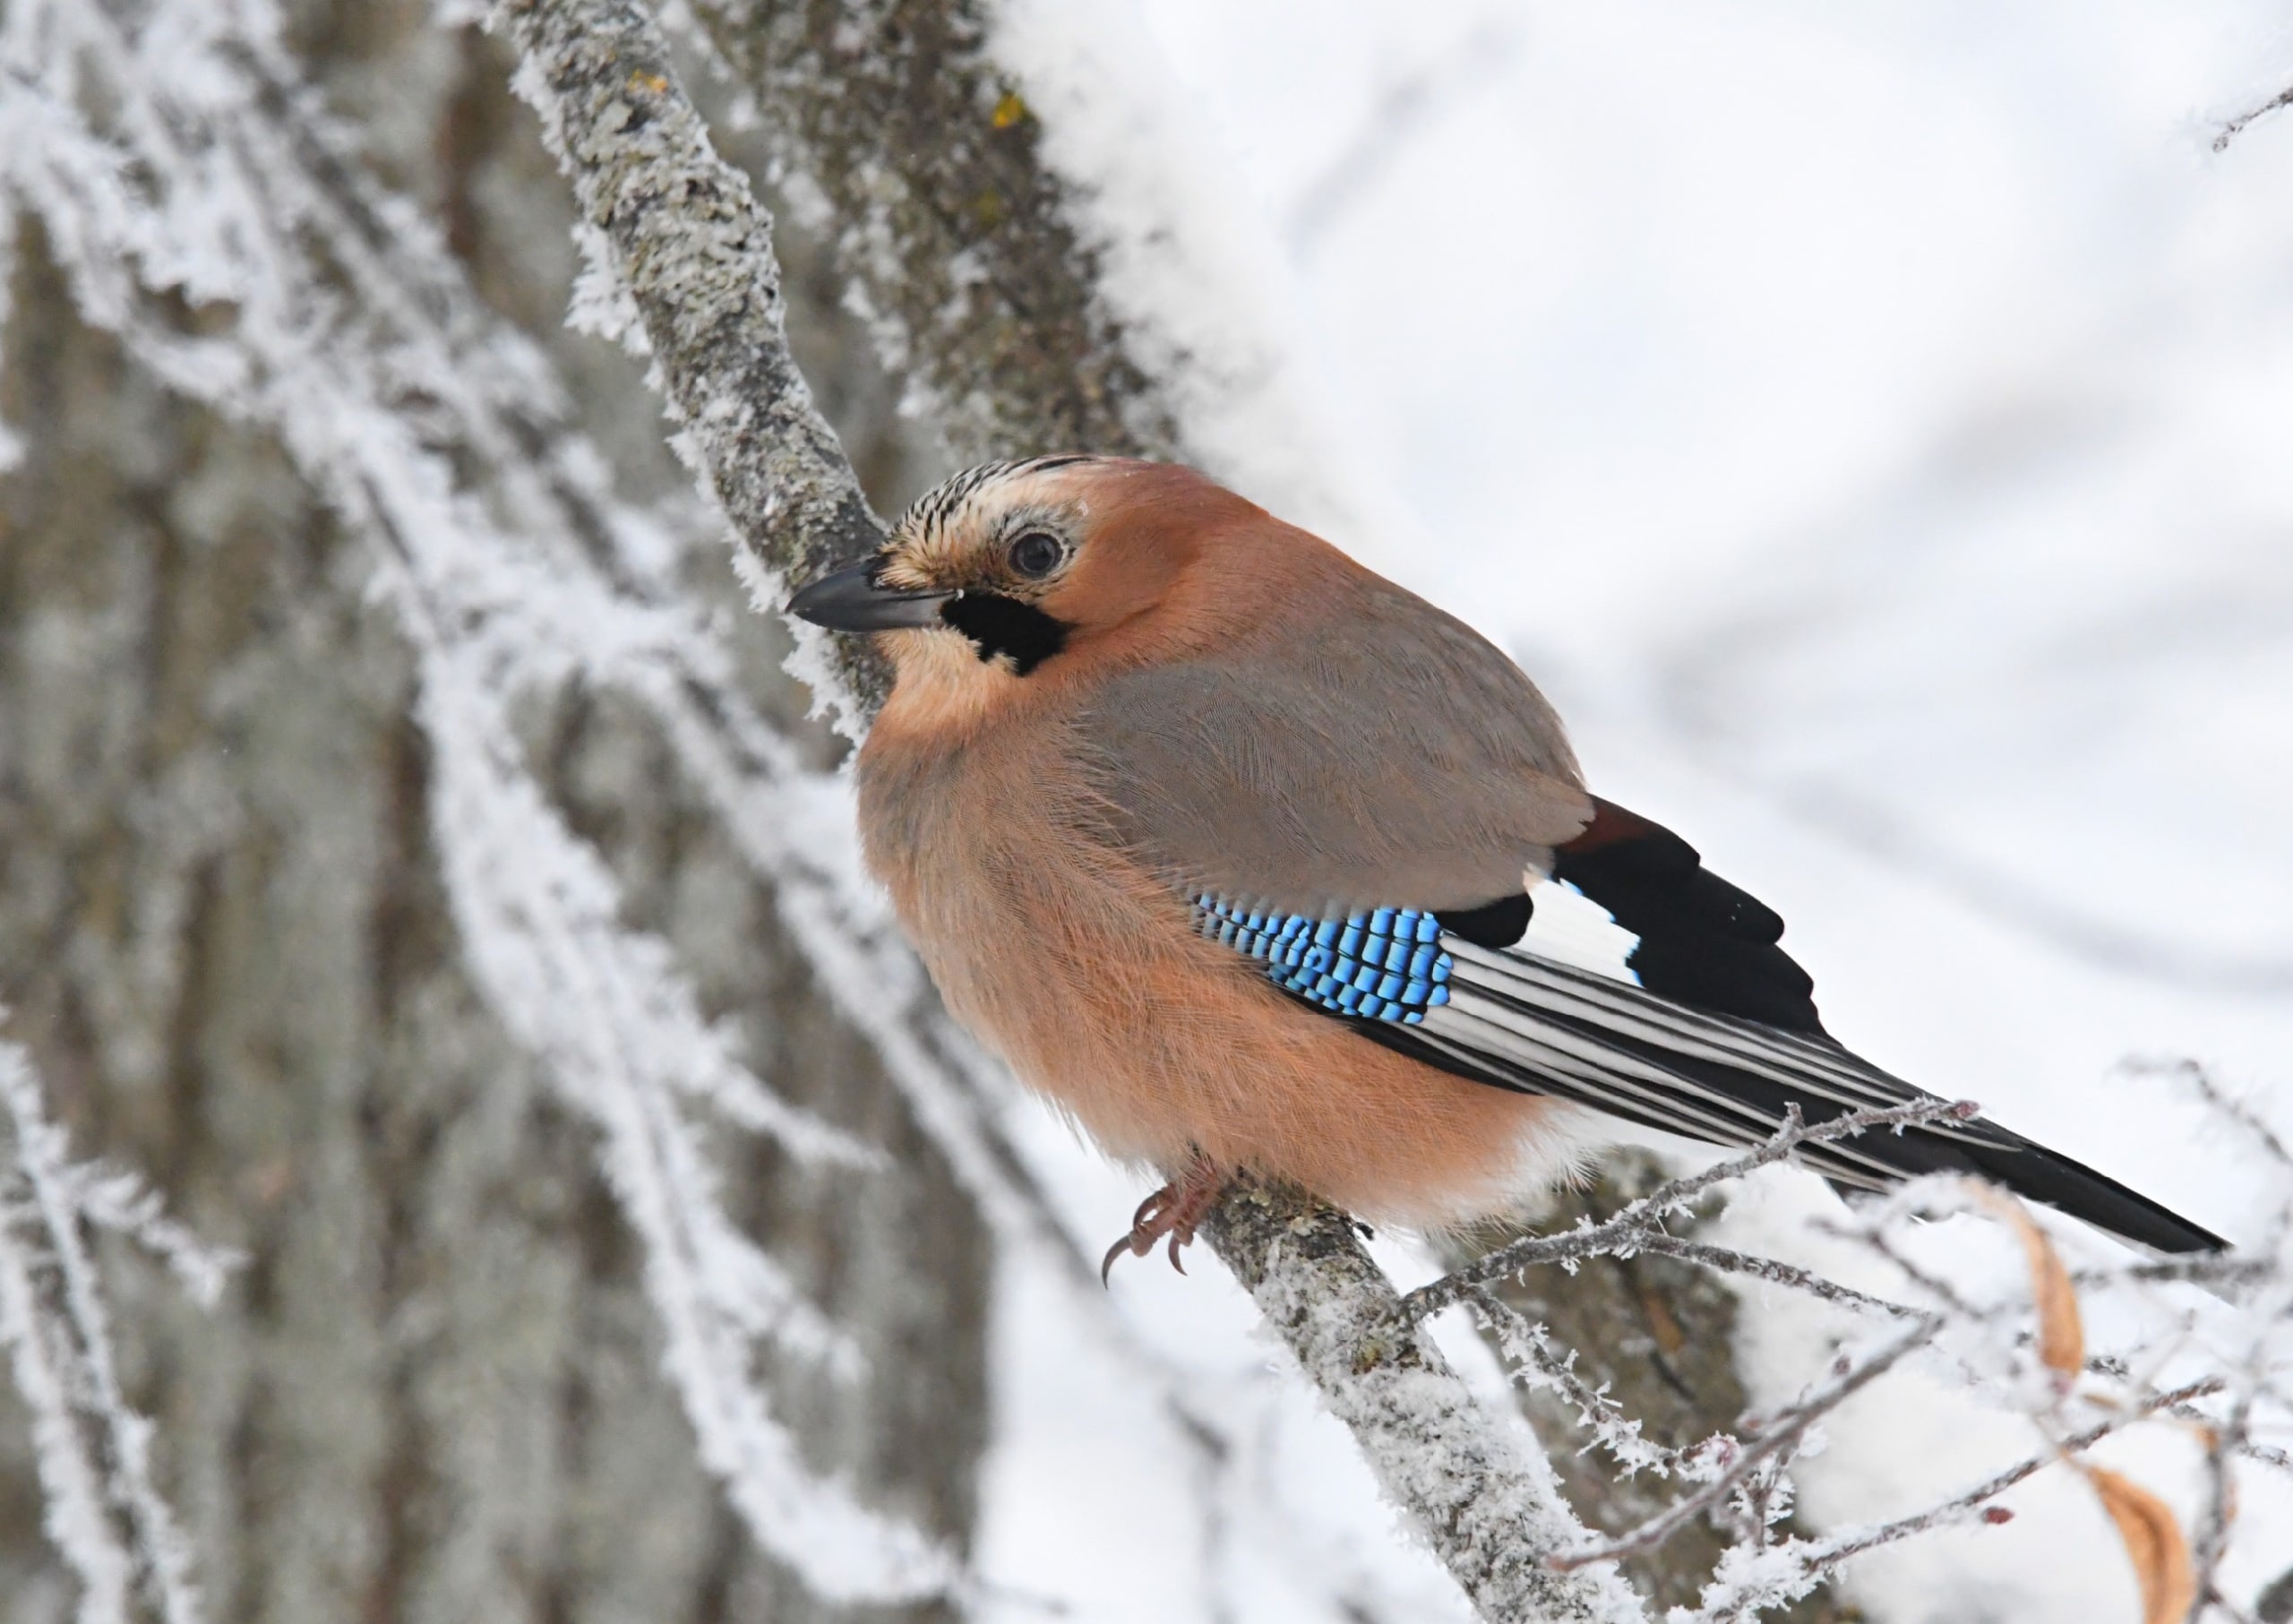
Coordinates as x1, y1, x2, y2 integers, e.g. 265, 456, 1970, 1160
1101, 1152, 1227, 1285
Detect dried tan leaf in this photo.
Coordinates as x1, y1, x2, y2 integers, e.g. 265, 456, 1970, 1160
1971, 1181, 2084, 1377
2083, 1465, 2196, 1624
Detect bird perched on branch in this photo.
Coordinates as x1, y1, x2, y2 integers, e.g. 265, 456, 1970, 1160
790, 456, 2224, 1276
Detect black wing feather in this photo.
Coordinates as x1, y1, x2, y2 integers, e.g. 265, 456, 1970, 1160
1554, 799, 1823, 1034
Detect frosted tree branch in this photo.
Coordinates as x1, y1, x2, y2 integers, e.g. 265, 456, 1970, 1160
490, 0, 889, 731
1681, 1374, 2228, 1618
1408, 1100, 1975, 1320
1550, 1315, 1942, 1574
2214, 83, 2293, 151
1401, 1090, 2293, 1616
0, 1030, 232, 1624
1207, 1180, 1645, 1622
480, 2, 1646, 1616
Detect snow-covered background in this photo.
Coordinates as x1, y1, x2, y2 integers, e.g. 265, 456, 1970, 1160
974, 4, 2293, 1620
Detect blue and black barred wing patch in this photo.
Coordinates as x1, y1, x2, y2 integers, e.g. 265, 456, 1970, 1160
1194, 896, 1454, 1023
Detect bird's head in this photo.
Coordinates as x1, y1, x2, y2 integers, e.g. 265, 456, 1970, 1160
787, 456, 1266, 692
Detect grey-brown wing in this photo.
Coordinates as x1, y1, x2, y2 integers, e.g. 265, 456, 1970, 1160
1073, 579, 1592, 914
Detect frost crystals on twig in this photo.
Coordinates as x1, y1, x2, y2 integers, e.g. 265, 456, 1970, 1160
2214, 83, 2293, 151
0, 1028, 236, 1624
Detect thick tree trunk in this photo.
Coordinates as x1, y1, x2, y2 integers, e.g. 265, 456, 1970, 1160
0, 4, 984, 1620
685, 0, 1187, 466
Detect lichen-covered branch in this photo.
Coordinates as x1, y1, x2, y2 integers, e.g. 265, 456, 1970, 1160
1209, 1180, 1643, 1622
672, 0, 1188, 466
494, 0, 893, 722
674, 9, 1883, 1611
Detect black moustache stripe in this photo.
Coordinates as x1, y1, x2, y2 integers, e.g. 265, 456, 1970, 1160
940, 593, 1069, 675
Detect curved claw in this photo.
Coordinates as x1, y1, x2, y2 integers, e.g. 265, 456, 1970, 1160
1099, 1157, 1226, 1289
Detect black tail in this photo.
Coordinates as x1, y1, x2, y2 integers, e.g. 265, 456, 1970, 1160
1955, 1137, 2224, 1255
1376, 938, 2229, 1257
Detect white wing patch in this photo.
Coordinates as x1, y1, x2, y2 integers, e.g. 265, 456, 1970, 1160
1517, 875, 1641, 984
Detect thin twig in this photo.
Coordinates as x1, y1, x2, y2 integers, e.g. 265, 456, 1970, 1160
2214, 84, 2293, 152
2126, 1057, 2293, 1169
1464, 1287, 1698, 1478
1408, 1099, 1974, 1319
0, 1035, 220, 1624
1799, 1377, 2225, 1568
1623, 1233, 1926, 1320
1549, 1314, 1945, 1572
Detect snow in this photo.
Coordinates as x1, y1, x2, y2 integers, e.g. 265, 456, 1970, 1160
987, 0, 1419, 551
977, 2, 2293, 1618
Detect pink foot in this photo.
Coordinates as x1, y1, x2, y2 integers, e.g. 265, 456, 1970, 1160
1102, 1155, 1226, 1285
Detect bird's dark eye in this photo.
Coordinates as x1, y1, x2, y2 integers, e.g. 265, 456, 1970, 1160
1008, 531, 1064, 580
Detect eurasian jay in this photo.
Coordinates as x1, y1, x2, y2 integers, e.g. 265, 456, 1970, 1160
790, 455, 2224, 1276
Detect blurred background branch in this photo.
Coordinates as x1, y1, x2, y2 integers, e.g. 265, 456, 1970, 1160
2215, 82, 2293, 150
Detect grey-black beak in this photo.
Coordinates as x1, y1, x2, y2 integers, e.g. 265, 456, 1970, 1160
786, 563, 954, 632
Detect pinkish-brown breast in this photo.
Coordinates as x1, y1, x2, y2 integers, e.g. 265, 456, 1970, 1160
855, 684, 1591, 1231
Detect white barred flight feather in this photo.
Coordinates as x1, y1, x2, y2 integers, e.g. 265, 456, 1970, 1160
1196, 884, 2225, 1249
